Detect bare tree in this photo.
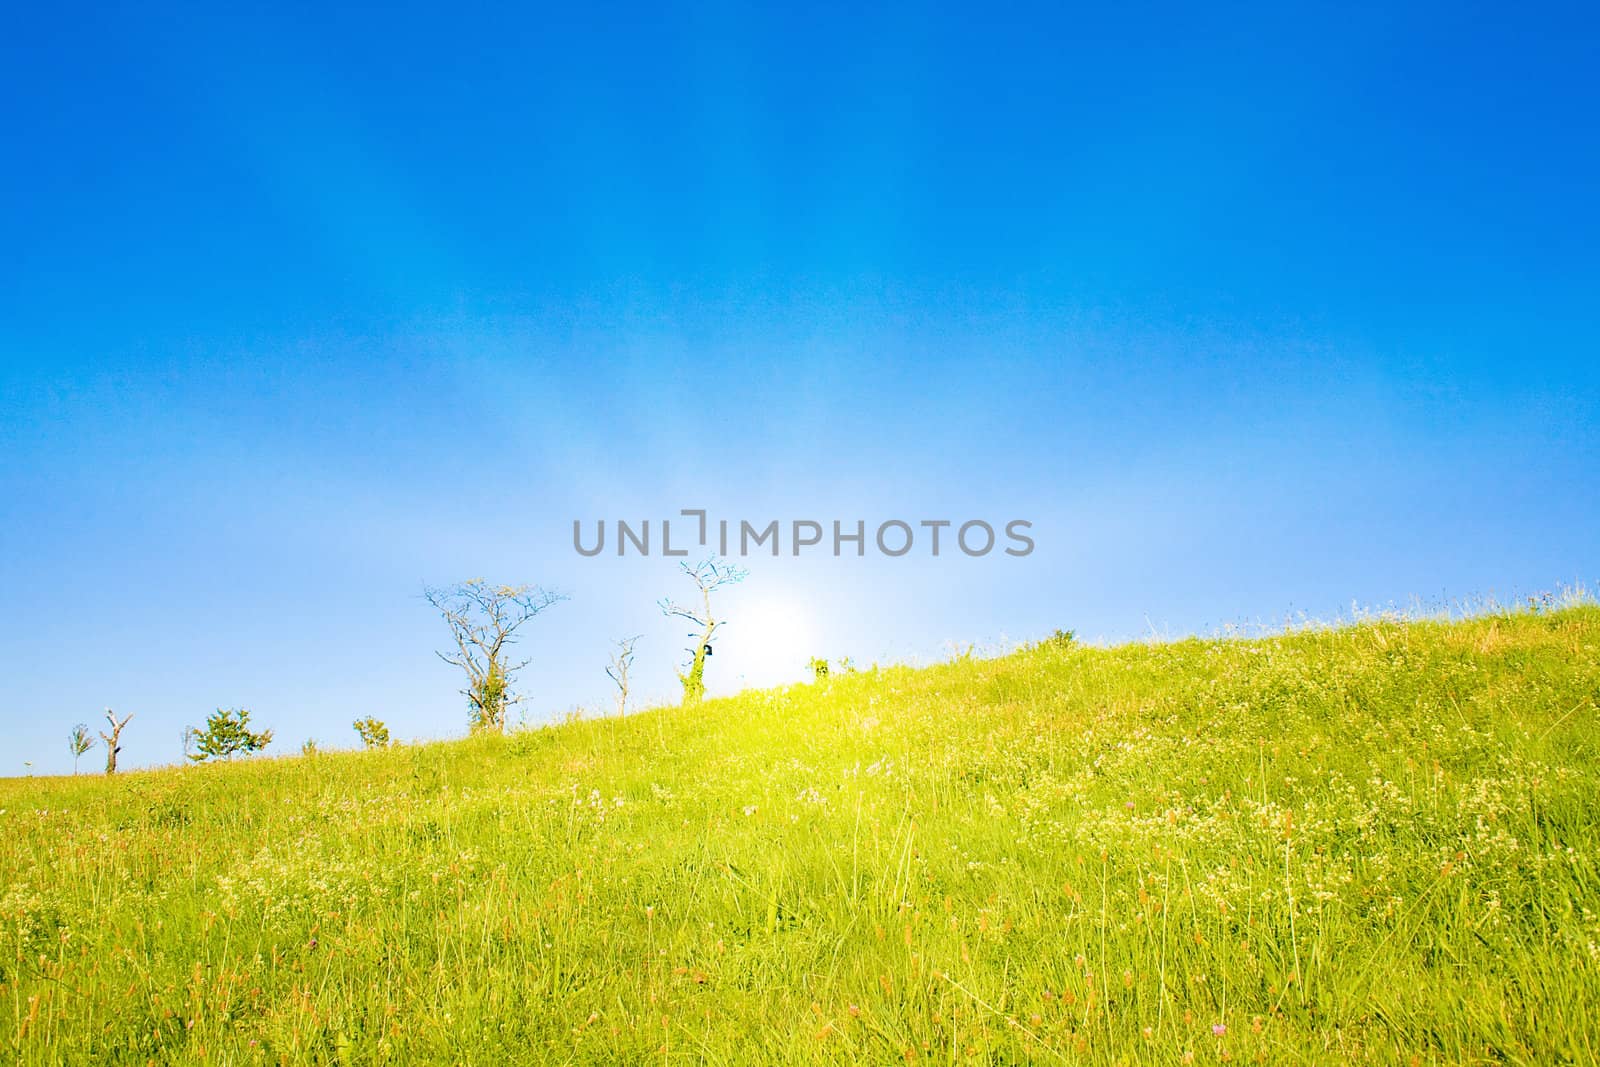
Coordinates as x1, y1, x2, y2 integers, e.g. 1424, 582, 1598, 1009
606, 635, 641, 717
100, 709, 133, 775
68, 724, 95, 774
425, 579, 568, 732
659, 557, 748, 704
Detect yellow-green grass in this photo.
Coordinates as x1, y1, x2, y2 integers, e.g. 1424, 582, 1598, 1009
5, 606, 1599, 1064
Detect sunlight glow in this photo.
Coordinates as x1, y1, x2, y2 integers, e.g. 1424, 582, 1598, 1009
719, 595, 818, 691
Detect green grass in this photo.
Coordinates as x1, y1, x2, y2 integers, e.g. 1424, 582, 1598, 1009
4, 605, 1600, 1064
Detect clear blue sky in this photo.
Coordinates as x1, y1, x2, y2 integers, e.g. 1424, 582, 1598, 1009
3, 2, 1596, 774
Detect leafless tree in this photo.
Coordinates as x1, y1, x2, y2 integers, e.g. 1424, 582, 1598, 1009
68, 724, 95, 774
606, 635, 642, 717
425, 579, 568, 732
100, 709, 133, 775
659, 557, 747, 704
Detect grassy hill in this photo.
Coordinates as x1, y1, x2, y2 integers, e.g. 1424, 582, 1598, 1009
4, 605, 1599, 1064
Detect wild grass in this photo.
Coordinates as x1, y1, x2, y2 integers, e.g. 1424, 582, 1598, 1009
3, 603, 1599, 1064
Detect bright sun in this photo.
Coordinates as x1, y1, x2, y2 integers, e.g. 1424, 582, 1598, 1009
721, 595, 818, 690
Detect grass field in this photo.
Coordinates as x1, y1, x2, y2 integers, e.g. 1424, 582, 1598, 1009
4, 604, 1599, 1064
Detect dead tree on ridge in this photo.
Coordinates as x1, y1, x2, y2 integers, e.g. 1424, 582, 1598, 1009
100, 709, 133, 775
659, 557, 747, 705
606, 635, 641, 717
425, 579, 568, 732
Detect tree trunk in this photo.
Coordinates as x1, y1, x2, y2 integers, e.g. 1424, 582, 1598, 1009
101, 711, 132, 775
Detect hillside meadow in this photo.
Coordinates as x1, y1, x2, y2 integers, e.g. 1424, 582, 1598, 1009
3, 604, 1599, 1064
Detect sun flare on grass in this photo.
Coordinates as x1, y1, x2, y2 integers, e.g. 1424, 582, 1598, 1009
4, 603, 1598, 1064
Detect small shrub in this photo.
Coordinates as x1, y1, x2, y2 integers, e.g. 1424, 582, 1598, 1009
1036, 628, 1076, 650
352, 717, 390, 749
187, 707, 273, 762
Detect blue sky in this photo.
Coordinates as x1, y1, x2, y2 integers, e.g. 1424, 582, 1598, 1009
2, 2, 1596, 774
